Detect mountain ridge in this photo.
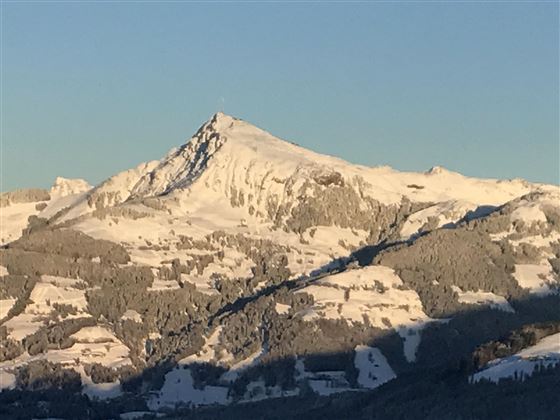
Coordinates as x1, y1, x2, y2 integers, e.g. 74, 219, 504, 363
43, 113, 555, 228
0, 112, 559, 417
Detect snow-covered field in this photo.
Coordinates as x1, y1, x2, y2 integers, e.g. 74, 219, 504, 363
354, 345, 396, 389
0, 177, 91, 246
149, 329, 399, 408
149, 367, 229, 408
3, 275, 90, 340
296, 266, 435, 362
1, 202, 40, 245
0, 325, 132, 398
472, 333, 560, 383
451, 286, 514, 312
513, 263, 556, 296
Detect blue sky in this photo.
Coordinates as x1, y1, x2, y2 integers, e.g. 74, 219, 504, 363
2, 1, 558, 191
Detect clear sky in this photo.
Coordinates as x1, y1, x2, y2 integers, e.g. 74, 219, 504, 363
2, 1, 559, 191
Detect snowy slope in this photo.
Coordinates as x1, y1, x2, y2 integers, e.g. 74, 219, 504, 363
472, 332, 560, 383
53, 113, 553, 231
1, 112, 559, 412
295, 266, 434, 362
0, 178, 92, 245
43, 113, 558, 299
59, 161, 158, 222
130, 113, 547, 207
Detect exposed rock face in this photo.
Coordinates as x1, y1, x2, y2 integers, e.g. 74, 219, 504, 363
0, 188, 51, 207
284, 184, 429, 239
131, 112, 231, 197
50, 177, 91, 197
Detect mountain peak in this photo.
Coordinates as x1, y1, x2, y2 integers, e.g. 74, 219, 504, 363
50, 177, 92, 197
129, 114, 238, 198
203, 112, 238, 135
211, 111, 234, 123
127, 113, 544, 206
426, 165, 449, 175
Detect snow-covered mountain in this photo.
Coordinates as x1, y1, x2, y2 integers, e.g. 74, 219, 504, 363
57, 112, 552, 223
1, 113, 559, 419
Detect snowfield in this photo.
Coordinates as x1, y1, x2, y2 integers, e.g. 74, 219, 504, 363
513, 263, 557, 296
472, 333, 560, 383
0, 324, 132, 399
451, 286, 514, 313
149, 368, 229, 408
354, 345, 397, 389
296, 266, 435, 362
